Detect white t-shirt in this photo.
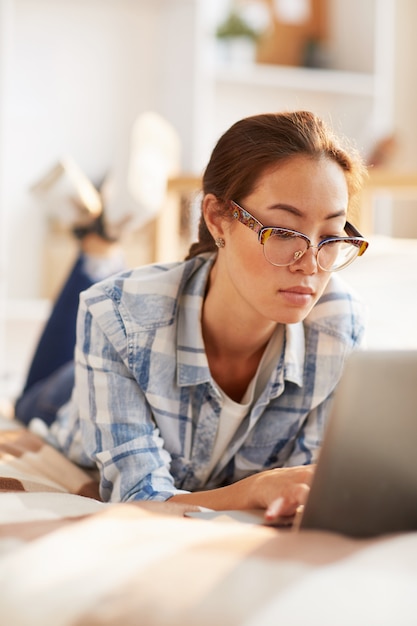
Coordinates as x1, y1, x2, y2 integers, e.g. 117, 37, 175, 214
205, 325, 284, 477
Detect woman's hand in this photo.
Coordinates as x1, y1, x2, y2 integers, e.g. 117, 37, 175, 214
255, 465, 315, 522
245, 465, 315, 523
171, 465, 315, 522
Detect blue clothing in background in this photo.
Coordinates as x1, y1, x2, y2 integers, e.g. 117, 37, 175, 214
15, 257, 95, 425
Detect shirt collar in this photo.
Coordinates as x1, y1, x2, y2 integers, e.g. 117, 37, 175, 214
282, 322, 305, 386
177, 255, 214, 386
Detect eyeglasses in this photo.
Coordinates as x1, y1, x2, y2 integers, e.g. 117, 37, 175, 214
230, 201, 369, 272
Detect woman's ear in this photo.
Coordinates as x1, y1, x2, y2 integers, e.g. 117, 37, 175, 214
202, 194, 226, 240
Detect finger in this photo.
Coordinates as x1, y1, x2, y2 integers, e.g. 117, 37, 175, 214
265, 483, 310, 519
264, 497, 284, 520
292, 482, 311, 506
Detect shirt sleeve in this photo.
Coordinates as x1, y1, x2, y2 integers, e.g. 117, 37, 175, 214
58, 287, 188, 503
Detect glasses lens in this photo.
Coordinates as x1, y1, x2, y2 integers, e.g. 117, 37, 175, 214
263, 229, 364, 271
318, 240, 360, 271
263, 232, 308, 266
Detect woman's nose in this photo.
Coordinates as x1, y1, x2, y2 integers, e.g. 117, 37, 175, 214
290, 245, 319, 274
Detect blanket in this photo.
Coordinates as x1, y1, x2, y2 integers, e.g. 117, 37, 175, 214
1, 415, 417, 626
0, 416, 100, 499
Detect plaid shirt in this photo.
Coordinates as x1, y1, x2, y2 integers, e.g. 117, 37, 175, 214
51, 254, 366, 502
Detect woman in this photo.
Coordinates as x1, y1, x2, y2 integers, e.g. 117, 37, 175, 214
16, 111, 369, 522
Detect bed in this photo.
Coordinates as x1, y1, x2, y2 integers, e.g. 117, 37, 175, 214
1, 413, 416, 626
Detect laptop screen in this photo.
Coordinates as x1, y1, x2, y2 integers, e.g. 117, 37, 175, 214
299, 349, 417, 538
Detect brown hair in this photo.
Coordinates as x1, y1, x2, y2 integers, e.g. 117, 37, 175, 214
186, 110, 367, 259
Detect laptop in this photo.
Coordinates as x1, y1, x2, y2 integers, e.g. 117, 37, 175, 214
298, 349, 417, 538
187, 350, 417, 538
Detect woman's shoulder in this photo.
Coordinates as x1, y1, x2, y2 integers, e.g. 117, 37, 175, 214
87, 254, 211, 295
78, 254, 214, 327
311, 273, 366, 312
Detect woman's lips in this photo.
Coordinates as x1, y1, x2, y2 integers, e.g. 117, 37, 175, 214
279, 286, 315, 306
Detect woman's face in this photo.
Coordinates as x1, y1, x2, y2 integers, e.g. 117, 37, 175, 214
216, 154, 349, 325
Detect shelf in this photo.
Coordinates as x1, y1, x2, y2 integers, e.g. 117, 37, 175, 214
214, 63, 375, 97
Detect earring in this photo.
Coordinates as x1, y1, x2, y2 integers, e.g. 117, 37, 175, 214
215, 237, 225, 248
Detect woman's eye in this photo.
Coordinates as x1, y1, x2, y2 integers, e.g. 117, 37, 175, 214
322, 234, 343, 241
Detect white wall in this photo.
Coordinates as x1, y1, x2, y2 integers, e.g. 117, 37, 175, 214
392, 1, 417, 169
391, 0, 417, 236
0, 0, 13, 398
2, 0, 200, 299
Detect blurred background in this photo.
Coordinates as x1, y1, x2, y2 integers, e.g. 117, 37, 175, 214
1, 0, 417, 405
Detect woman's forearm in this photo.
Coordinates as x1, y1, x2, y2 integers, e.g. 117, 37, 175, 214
170, 465, 314, 515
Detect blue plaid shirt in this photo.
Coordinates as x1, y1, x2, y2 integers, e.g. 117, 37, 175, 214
51, 253, 366, 503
